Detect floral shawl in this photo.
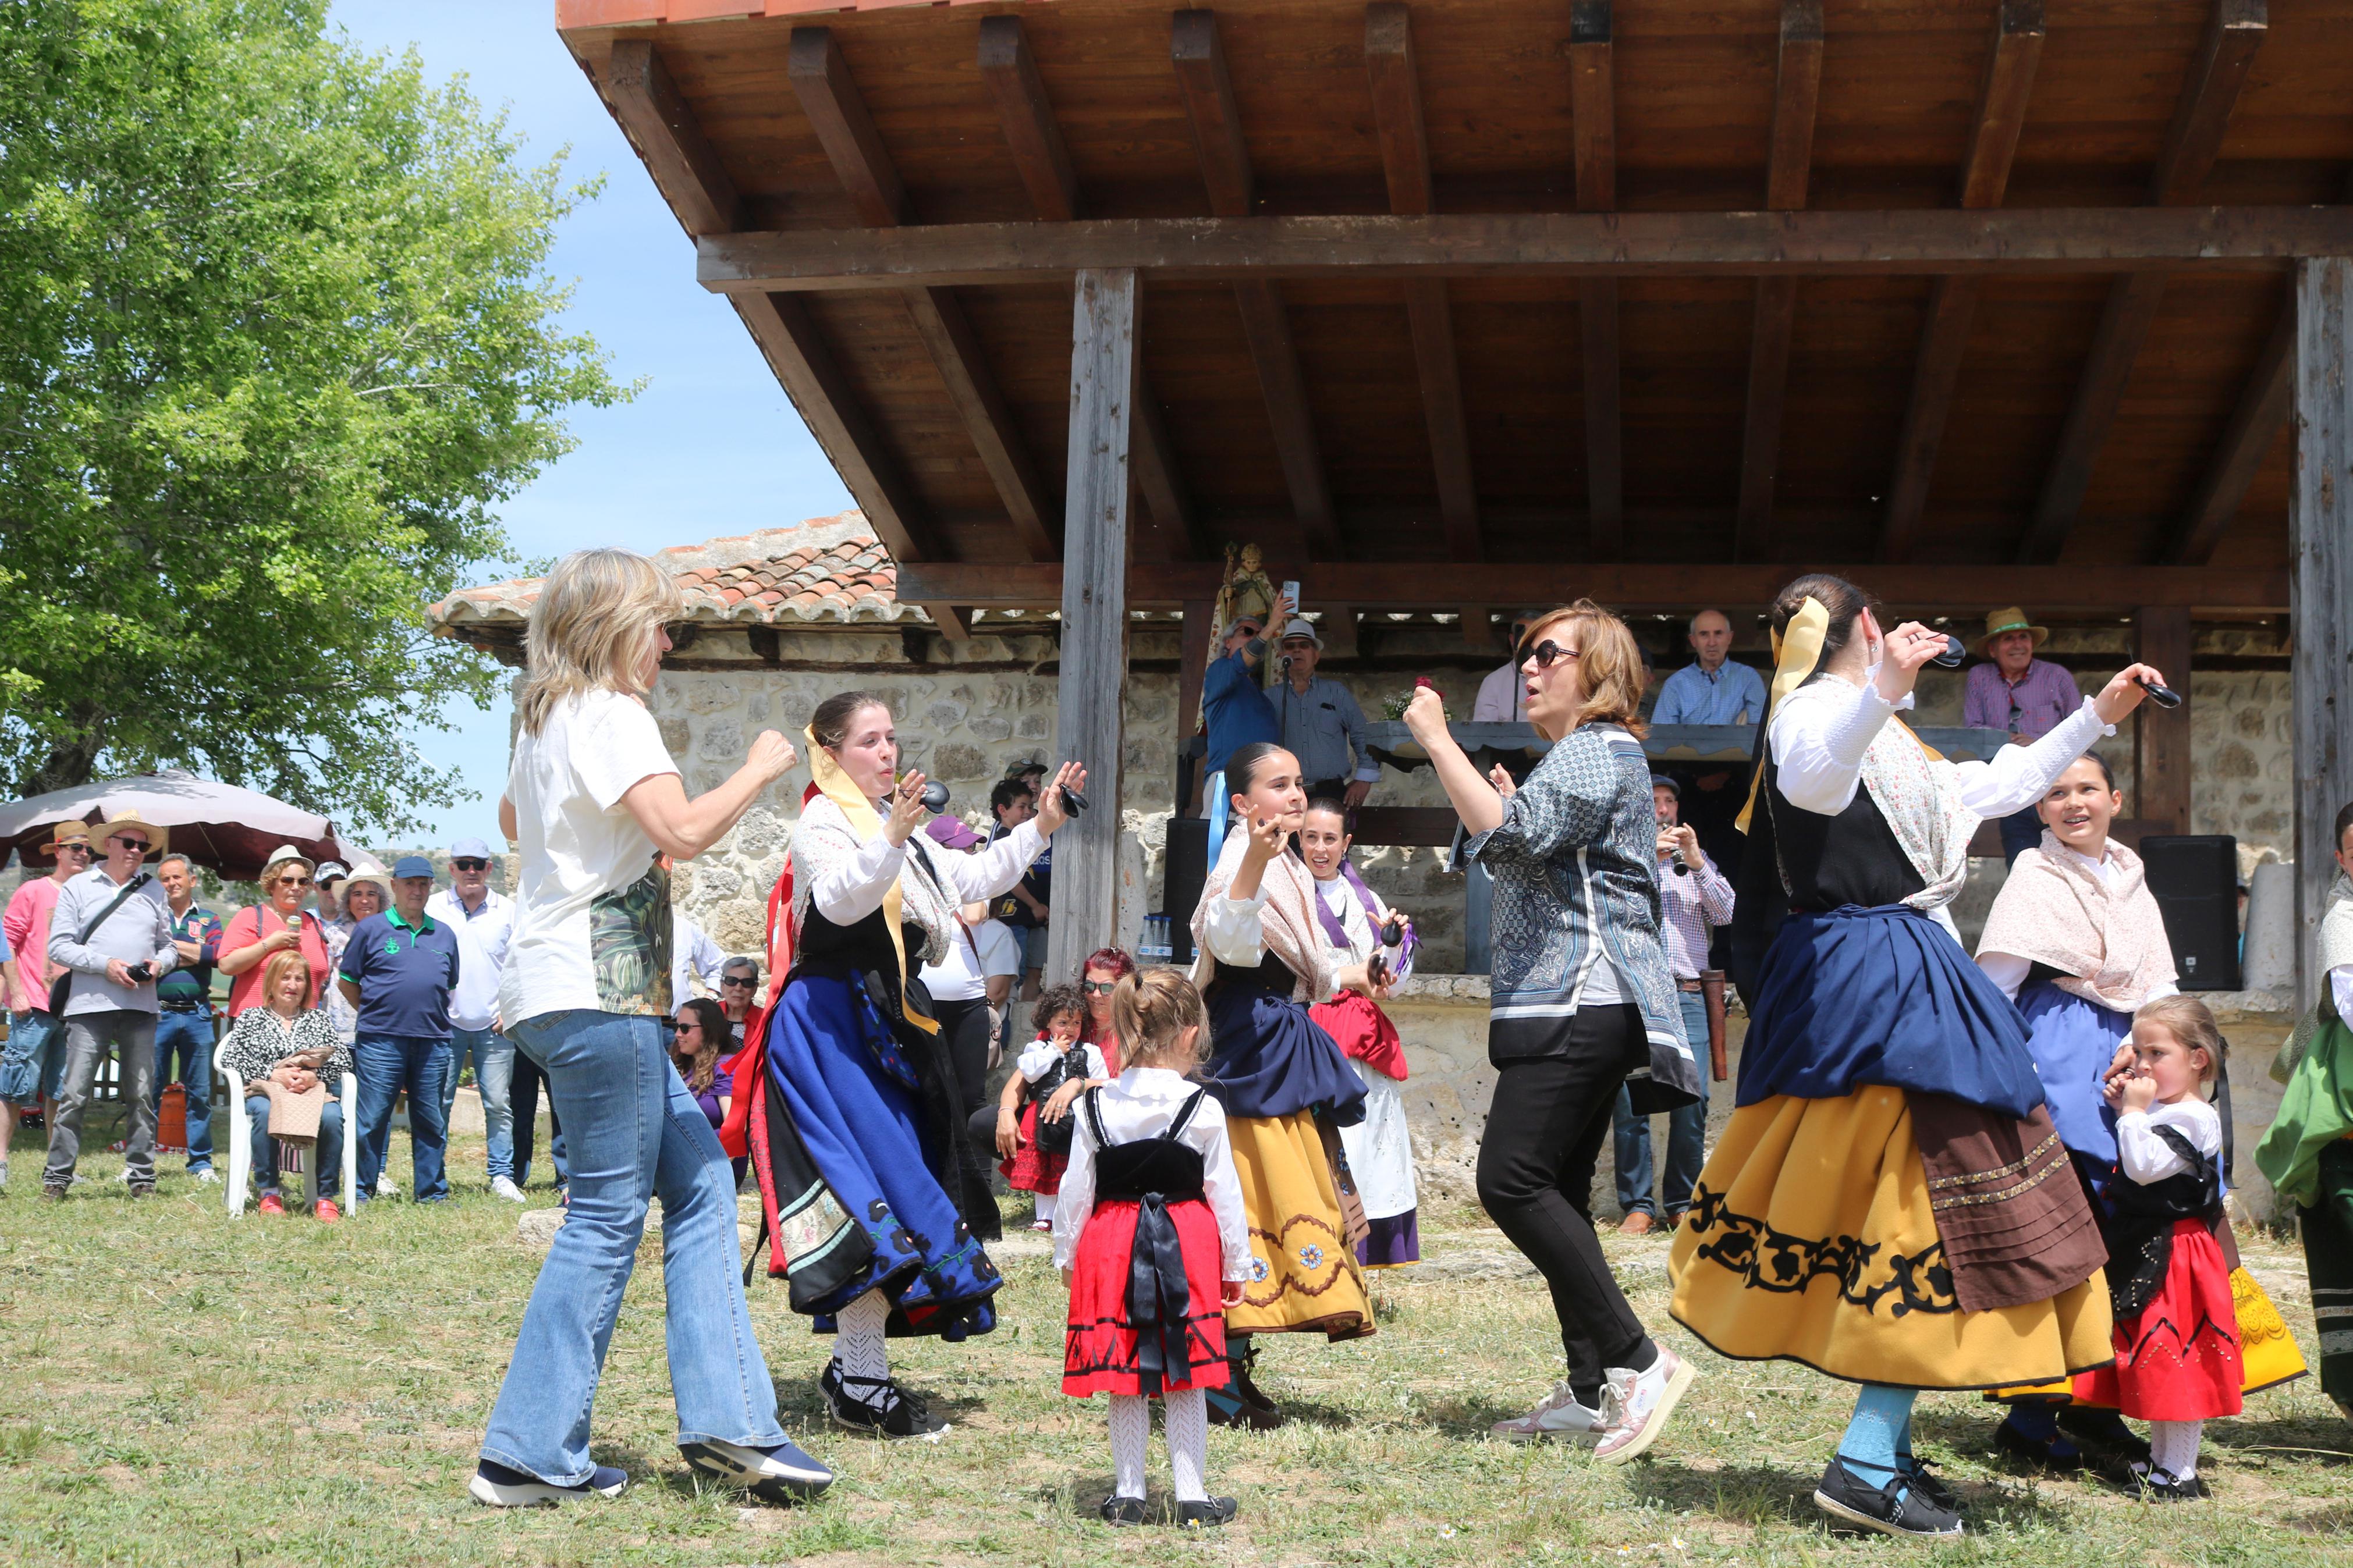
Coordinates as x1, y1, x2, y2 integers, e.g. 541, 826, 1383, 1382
1978, 833, 2177, 1012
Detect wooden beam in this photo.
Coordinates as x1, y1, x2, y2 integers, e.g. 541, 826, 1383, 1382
1880, 0, 2043, 563
602, 41, 739, 238
2291, 255, 2353, 1015
2134, 605, 2194, 835
2168, 297, 2293, 564
2017, 0, 2267, 564
1318, 603, 1360, 659
1173, 10, 1337, 557
790, 25, 1058, 561
1568, 2, 1615, 214
895, 560, 2287, 615
1046, 268, 1137, 982
697, 207, 2353, 293
1568, 2, 1619, 561
977, 16, 1079, 223
1736, 2, 1823, 560
1367, 3, 1479, 562
1133, 390, 1205, 560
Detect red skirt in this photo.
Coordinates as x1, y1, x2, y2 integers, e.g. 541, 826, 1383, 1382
1309, 990, 1407, 1081
1000, 1100, 1070, 1195
2072, 1219, 2245, 1421
1063, 1197, 1231, 1397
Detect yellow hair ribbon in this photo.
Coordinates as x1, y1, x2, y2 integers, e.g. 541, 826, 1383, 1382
804, 724, 939, 1036
1734, 595, 1831, 834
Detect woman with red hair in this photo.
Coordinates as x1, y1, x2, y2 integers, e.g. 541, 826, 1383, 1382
1076, 947, 1135, 1075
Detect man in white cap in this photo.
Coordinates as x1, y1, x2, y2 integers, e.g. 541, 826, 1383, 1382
1272, 616, 1379, 808
429, 838, 523, 1203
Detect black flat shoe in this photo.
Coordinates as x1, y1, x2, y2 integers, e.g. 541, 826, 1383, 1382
1176, 1496, 1238, 1528
1204, 1385, 1283, 1431
1993, 1418, 2085, 1473
1812, 1457, 1963, 1540
1098, 1495, 1148, 1527
2128, 1463, 2209, 1502
1900, 1455, 1959, 1512
819, 1363, 950, 1441
2059, 1406, 2152, 1465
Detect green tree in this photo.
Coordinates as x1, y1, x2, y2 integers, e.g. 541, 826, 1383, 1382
0, 0, 629, 834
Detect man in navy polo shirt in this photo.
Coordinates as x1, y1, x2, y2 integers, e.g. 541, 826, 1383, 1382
339, 856, 462, 1204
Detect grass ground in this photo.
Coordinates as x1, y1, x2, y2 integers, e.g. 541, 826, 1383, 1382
1, 1112, 2348, 1568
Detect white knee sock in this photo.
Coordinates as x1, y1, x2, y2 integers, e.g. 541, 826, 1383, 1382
1035, 1192, 1057, 1222
1165, 1388, 1210, 1502
2150, 1418, 2203, 1480
831, 1288, 891, 1393
1108, 1394, 1148, 1501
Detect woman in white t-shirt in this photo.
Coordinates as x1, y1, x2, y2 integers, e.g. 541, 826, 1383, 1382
470, 548, 832, 1512
732, 688, 1084, 1441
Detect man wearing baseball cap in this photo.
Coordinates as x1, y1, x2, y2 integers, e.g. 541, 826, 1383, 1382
1961, 606, 2083, 863
1272, 617, 1380, 809
428, 838, 524, 1203
339, 855, 463, 1204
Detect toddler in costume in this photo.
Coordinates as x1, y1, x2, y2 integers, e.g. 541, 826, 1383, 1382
2075, 997, 2241, 1499
1056, 969, 1251, 1527
993, 984, 1108, 1230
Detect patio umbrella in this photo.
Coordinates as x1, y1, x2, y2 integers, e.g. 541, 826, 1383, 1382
0, 769, 350, 881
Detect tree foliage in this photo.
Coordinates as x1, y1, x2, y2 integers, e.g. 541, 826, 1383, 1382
0, 0, 629, 834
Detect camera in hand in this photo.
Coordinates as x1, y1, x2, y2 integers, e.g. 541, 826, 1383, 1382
125, 962, 155, 983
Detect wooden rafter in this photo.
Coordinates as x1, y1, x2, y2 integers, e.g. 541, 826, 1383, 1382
602, 41, 738, 237
1734, 0, 1823, 563
1569, 1, 1620, 561
1173, 9, 1340, 559
1879, 0, 2044, 564
788, 27, 1059, 563
2016, 0, 2267, 565
978, 16, 1202, 562
1366, 2, 1479, 563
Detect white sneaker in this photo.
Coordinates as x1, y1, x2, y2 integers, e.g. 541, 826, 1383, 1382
491, 1176, 527, 1204
1593, 1347, 1697, 1465
194, 1169, 221, 1186
377, 1175, 400, 1196
1490, 1381, 1606, 1444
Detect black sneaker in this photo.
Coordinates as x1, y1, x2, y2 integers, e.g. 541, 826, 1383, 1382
1812, 1456, 1964, 1539
679, 1437, 833, 1503
1176, 1496, 1239, 1528
469, 1458, 627, 1507
819, 1361, 949, 1441
1098, 1495, 1148, 1527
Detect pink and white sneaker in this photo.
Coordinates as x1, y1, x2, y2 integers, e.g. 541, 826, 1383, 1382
1593, 1347, 1697, 1465
1489, 1381, 1606, 1445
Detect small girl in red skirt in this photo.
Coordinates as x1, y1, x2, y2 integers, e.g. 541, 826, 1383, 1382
992, 984, 1106, 1231
2074, 995, 2238, 1500
1056, 968, 1251, 1527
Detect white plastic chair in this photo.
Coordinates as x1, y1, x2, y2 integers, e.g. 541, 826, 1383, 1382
216, 1034, 360, 1217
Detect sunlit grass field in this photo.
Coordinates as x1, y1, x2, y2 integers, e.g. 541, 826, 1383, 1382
1, 1111, 2347, 1567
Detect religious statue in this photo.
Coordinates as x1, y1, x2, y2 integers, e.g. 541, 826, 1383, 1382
1211, 542, 1277, 645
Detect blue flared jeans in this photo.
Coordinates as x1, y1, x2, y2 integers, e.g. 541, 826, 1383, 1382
480, 1009, 789, 1486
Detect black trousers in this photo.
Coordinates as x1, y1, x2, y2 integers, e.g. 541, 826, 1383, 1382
1477, 1002, 1655, 1389
934, 995, 1002, 1238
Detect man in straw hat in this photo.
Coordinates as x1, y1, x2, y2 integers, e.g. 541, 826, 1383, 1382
41, 809, 178, 1201
1961, 606, 2085, 865
0, 822, 95, 1189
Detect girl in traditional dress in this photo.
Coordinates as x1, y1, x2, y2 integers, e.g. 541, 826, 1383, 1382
1976, 755, 2302, 1469
1403, 600, 1702, 1462
1057, 969, 1250, 1528
2077, 998, 2241, 1499
1667, 573, 2163, 1539
723, 689, 1085, 1441
1191, 742, 1381, 1428
1298, 798, 1421, 1268
991, 984, 1106, 1231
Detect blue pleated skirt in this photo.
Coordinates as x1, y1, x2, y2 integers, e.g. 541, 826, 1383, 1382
1202, 973, 1367, 1125
1737, 904, 2046, 1120
764, 970, 1000, 1338
2016, 982, 2130, 1165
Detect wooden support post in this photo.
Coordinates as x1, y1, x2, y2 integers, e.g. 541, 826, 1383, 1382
1176, 596, 1214, 813
1734, 0, 1822, 561
1319, 603, 1360, 660
1570, 2, 1620, 561
2292, 256, 2353, 1016
2169, 295, 2295, 564
1048, 268, 1138, 983
2134, 605, 2194, 835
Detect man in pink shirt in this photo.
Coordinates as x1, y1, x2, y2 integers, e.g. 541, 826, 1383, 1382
1, 824, 94, 1187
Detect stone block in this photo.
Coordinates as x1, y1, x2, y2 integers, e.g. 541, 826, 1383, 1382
657, 717, 692, 758
969, 716, 1013, 743
698, 719, 744, 761
931, 742, 990, 781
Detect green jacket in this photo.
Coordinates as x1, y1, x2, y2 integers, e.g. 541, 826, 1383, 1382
2255, 874, 2353, 1209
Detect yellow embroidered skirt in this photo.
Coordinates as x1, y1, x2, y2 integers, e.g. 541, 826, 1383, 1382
1668, 1086, 2113, 1389
1225, 1110, 1374, 1340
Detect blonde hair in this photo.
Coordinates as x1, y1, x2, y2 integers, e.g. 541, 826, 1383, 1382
1520, 598, 1650, 739
515, 549, 683, 737
1110, 969, 1212, 1074
2133, 995, 2224, 1084
261, 947, 313, 1009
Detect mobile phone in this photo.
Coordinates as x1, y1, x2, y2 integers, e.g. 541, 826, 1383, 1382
1279, 580, 1300, 617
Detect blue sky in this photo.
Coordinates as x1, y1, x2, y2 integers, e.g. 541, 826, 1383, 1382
327, 2, 851, 845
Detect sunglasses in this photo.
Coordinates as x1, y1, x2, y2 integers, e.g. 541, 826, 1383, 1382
720, 975, 755, 989
1520, 639, 1580, 671
113, 836, 152, 852
1080, 979, 1119, 995
450, 858, 490, 872
675, 1021, 701, 1034
55, 842, 91, 855
278, 875, 313, 888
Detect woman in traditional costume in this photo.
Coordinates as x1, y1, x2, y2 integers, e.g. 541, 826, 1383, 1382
1668, 573, 2163, 1539
722, 689, 1085, 1441
1403, 599, 1702, 1464
1191, 742, 1380, 1429
1298, 798, 1421, 1268
2256, 800, 2353, 1425
1976, 755, 2302, 1468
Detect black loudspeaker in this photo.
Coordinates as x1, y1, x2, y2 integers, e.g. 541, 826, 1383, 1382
1165, 815, 1211, 966
2139, 834, 2242, 992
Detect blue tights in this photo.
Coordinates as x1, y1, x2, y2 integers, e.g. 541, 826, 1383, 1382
1839, 1385, 1919, 1480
